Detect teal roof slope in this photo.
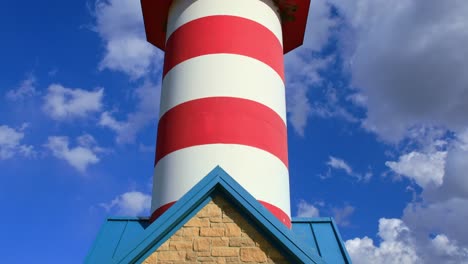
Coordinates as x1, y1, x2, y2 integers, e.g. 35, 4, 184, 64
86, 166, 351, 263
292, 218, 352, 264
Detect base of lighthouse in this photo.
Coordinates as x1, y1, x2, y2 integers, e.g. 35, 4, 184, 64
86, 167, 352, 263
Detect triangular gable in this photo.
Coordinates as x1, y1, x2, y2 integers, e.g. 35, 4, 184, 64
90, 166, 326, 264
143, 194, 296, 263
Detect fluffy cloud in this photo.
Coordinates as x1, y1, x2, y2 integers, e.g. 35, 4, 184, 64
45, 134, 102, 172
5, 75, 37, 101
93, 0, 163, 78
351, 131, 468, 263
326, 156, 372, 182
346, 218, 421, 264
296, 200, 320, 217
431, 234, 468, 261
310, 86, 359, 123
303, 0, 338, 51
332, 205, 355, 227
403, 198, 468, 247
99, 81, 160, 143
100, 191, 151, 216
283, 0, 339, 136
332, 0, 468, 142
328, 156, 353, 175
347, 217, 468, 264
386, 129, 468, 202
386, 150, 447, 189
0, 124, 35, 159
42, 84, 103, 120
285, 54, 333, 136
331, 3, 468, 259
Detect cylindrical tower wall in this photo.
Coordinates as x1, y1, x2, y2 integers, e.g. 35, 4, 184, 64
151, 0, 291, 227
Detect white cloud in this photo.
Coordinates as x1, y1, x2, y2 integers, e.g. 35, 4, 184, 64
99, 81, 160, 143
42, 84, 103, 120
303, 0, 338, 51
327, 156, 372, 182
351, 130, 468, 263
282, 0, 339, 136
93, 0, 163, 78
6, 75, 37, 101
45, 134, 102, 172
311, 86, 359, 123
385, 151, 447, 189
100, 191, 151, 216
328, 156, 353, 175
385, 129, 468, 202
347, 217, 468, 264
285, 54, 333, 136
332, 0, 468, 142
0, 124, 35, 160
403, 198, 468, 247
431, 234, 468, 261
296, 200, 320, 217
346, 218, 421, 264
332, 205, 355, 227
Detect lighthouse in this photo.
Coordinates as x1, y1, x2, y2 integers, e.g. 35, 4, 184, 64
145, 0, 310, 228
86, 1, 352, 263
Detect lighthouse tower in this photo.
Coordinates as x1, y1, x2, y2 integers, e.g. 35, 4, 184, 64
86, 1, 353, 262
143, 0, 309, 228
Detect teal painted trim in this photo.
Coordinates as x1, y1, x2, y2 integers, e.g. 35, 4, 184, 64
108, 216, 149, 221
292, 217, 334, 223
117, 190, 214, 263
291, 217, 352, 264
329, 218, 353, 264
134, 198, 212, 263
84, 220, 110, 263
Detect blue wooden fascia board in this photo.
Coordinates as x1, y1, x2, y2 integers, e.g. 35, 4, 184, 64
329, 218, 353, 263
110, 166, 326, 264
292, 217, 352, 264
292, 217, 335, 223
132, 198, 212, 263
84, 219, 112, 263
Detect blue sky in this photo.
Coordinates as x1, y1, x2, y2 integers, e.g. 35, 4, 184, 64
1, 0, 468, 263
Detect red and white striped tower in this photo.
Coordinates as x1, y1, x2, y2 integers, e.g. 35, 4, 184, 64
141, 0, 310, 228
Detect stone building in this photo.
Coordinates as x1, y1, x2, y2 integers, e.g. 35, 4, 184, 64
86, 168, 351, 263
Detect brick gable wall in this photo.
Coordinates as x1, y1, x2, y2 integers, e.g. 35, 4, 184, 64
143, 195, 289, 263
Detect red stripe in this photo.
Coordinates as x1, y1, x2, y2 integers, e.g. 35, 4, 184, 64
149, 202, 176, 223
150, 200, 291, 228
163, 15, 284, 81
155, 97, 288, 167
260, 201, 292, 228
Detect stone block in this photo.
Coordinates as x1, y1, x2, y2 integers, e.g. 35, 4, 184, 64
211, 237, 229, 247
158, 251, 186, 261
229, 237, 255, 247
186, 217, 210, 227
169, 240, 192, 250
240, 247, 268, 262
198, 203, 222, 218
200, 227, 225, 237
211, 247, 239, 257
183, 227, 200, 237
194, 238, 211, 251
225, 223, 241, 237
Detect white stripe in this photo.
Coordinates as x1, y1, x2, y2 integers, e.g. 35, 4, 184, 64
167, 0, 282, 44
160, 54, 287, 124
151, 144, 291, 217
